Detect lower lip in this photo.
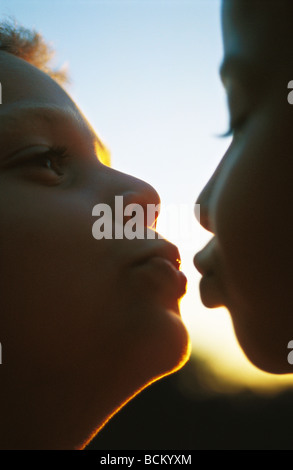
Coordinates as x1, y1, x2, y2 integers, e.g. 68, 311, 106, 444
142, 256, 187, 295
198, 272, 225, 309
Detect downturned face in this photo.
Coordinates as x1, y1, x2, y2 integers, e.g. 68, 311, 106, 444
194, 0, 293, 374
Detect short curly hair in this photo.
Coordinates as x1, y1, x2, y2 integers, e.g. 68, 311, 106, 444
0, 18, 68, 85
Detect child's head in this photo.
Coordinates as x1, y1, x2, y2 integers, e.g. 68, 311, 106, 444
0, 21, 189, 449
194, 0, 293, 374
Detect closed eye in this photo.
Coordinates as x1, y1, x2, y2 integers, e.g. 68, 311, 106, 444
219, 115, 247, 139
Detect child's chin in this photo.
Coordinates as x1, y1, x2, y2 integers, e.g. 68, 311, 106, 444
143, 313, 191, 380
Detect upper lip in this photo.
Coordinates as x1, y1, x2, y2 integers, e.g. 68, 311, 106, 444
136, 241, 182, 271
193, 237, 216, 276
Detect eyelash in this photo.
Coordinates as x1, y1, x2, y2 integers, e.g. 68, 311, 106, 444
220, 115, 247, 139
38, 145, 69, 175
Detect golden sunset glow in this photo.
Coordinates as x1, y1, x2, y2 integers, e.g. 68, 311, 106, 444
81, 331, 192, 450
94, 137, 111, 167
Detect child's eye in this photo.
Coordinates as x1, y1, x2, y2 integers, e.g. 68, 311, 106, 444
37, 146, 68, 175
3, 144, 72, 184
14, 145, 69, 178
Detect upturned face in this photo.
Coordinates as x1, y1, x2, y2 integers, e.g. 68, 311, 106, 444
194, 0, 293, 374
0, 50, 189, 448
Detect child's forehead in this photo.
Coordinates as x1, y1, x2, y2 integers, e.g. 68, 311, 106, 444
0, 51, 71, 107
0, 51, 111, 166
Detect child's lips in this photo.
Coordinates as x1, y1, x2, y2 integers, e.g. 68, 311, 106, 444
144, 256, 187, 298
133, 241, 187, 310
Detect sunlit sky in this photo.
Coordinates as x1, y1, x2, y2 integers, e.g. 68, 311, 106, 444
2, 0, 292, 392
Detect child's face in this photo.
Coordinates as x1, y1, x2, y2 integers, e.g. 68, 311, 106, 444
0, 51, 189, 447
194, 0, 293, 374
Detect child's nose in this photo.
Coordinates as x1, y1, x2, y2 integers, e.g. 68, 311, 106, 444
107, 168, 161, 228
122, 186, 161, 228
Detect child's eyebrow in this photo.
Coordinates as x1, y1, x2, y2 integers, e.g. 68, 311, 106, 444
0, 103, 111, 166
0, 103, 72, 128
